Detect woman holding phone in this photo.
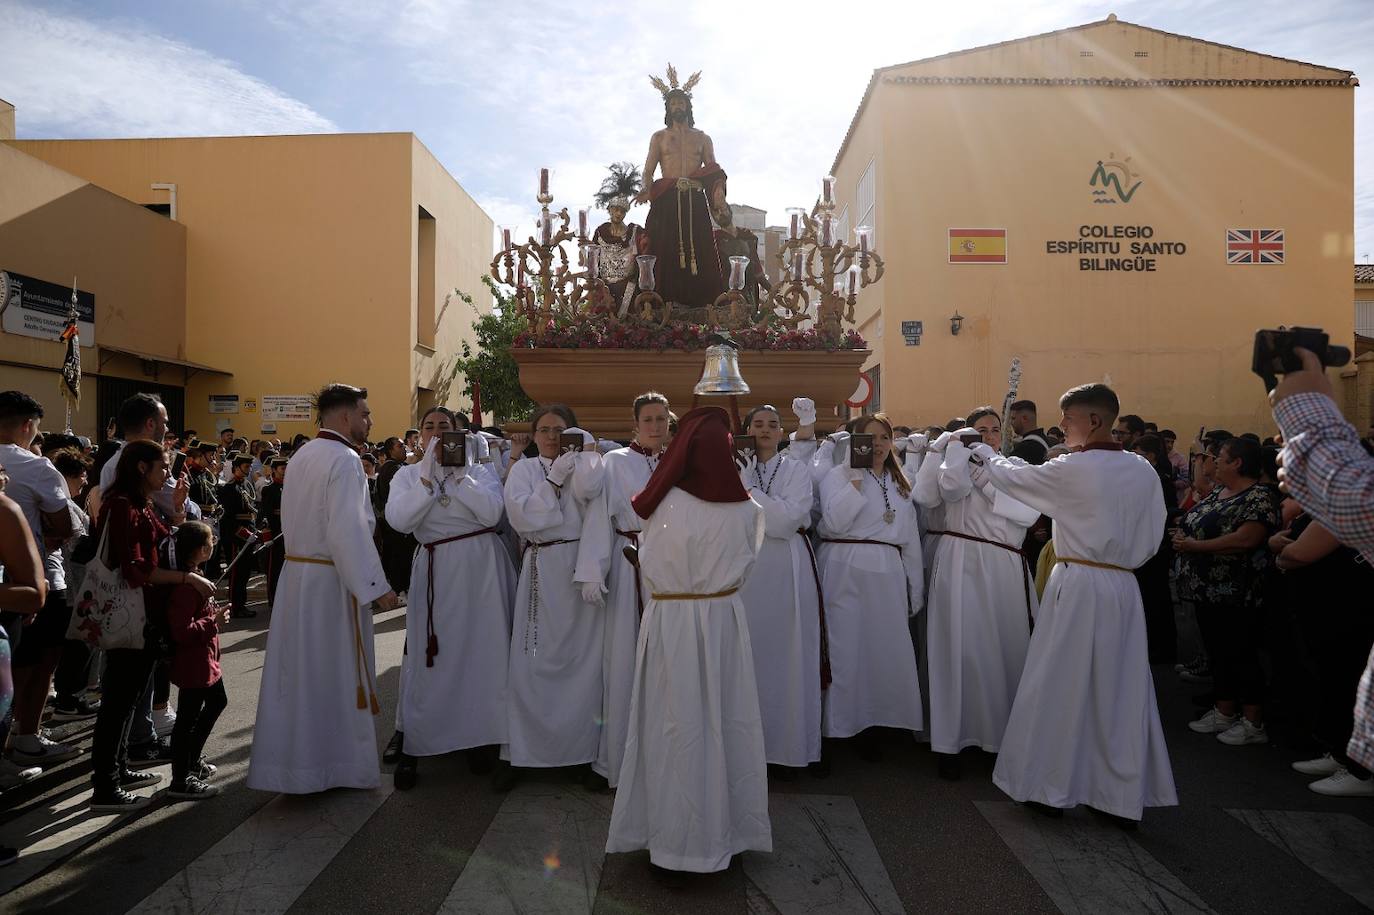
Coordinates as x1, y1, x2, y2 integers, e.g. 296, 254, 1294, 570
735, 404, 823, 779
816, 413, 924, 767
503, 404, 604, 788
382, 407, 514, 791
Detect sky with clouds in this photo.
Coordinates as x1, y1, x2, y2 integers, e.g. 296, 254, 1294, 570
2, 0, 1370, 259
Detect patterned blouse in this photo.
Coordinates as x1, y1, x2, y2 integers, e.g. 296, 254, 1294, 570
1175, 482, 1280, 607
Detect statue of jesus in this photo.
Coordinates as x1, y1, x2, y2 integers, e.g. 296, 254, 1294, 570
636, 66, 727, 307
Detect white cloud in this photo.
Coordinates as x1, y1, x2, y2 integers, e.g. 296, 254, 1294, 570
0, 0, 336, 138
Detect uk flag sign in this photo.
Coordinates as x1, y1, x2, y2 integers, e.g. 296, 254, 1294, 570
1226, 229, 1285, 265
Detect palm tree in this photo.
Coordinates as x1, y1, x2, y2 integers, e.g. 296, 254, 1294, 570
594, 162, 643, 209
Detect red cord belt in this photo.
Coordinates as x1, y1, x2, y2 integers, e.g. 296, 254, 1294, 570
421, 527, 499, 667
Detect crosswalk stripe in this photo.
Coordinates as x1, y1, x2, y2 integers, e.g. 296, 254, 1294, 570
127, 784, 394, 914
743, 794, 906, 915
1226, 808, 1374, 909
975, 801, 1215, 914
437, 784, 613, 914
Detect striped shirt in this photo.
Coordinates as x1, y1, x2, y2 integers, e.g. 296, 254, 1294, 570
1274, 392, 1374, 769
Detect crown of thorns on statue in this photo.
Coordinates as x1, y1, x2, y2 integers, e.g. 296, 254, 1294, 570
649, 63, 702, 100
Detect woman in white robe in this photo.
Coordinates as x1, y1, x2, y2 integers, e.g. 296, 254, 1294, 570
573, 393, 671, 789
503, 405, 605, 781
917, 415, 1040, 781
384, 409, 516, 790
606, 406, 770, 874
816, 414, 924, 764
736, 405, 822, 773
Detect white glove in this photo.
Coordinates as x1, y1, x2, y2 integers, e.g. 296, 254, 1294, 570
894, 435, 911, 455
597, 439, 619, 455
467, 433, 491, 465
969, 459, 991, 489
930, 431, 954, 452
970, 442, 998, 463
580, 581, 607, 608
565, 426, 595, 448
908, 433, 929, 454
736, 453, 758, 477
791, 397, 817, 427
847, 466, 865, 484
829, 430, 852, 445
422, 436, 442, 479
546, 450, 577, 486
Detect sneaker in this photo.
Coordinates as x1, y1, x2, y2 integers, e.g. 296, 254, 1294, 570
7, 732, 81, 767
193, 757, 217, 780
1217, 719, 1269, 746
167, 776, 220, 800
1308, 768, 1374, 798
119, 767, 163, 790
50, 696, 101, 722
1293, 753, 1343, 777
152, 707, 177, 739
1188, 708, 1239, 734
0, 758, 43, 789
126, 740, 174, 770
89, 788, 151, 813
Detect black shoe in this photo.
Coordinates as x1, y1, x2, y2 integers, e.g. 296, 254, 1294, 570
0, 845, 16, 867
466, 746, 495, 776
126, 740, 174, 770
382, 731, 404, 765
51, 696, 101, 721
856, 730, 884, 763
582, 765, 609, 793
193, 757, 217, 780
1088, 806, 1139, 831
491, 761, 520, 794
168, 776, 221, 800
937, 754, 962, 782
231, 607, 258, 619
768, 764, 798, 783
808, 757, 832, 779
1025, 801, 1063, 819
649, 862, 687, 888
90, 787, 152, 813
394, 754, 418, 791
119, 767, 163, 789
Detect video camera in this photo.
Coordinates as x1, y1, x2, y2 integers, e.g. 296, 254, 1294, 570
1251, 327, 1351, 393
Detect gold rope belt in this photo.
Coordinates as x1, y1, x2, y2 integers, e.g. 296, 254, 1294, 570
675, 180, 702, 275
285, 555, 380, 714
651, 587, 739, 601
1057, 556, 1133, 574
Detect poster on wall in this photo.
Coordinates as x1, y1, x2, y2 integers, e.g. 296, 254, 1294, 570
208, 394, 239, 414
0, 271, 97, 345
261, 395, 313, 422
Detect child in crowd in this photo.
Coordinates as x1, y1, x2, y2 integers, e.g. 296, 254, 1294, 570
165, 521, 229, 800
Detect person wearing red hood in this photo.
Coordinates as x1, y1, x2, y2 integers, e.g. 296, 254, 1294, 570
605, 406, 769, 876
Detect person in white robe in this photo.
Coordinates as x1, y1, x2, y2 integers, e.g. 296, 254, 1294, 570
574, 392, 672, 789
503, 405, 604, 783
917, 411, 1040, 781
736, 404, 823, 774
606, 406, 770, 874
816, 413, 924, 765
972, 382, 1176, 825
248, 384, 398, 794
384, 408, 516, 790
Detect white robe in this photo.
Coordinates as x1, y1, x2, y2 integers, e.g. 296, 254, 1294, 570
573, 446, 656, 786
606, 488, 770, 873
738, 452, 822, 766
247, 436, 391, 794
385, 462, 516, 757
984, 448, 1177, 819
816, 464, 925, 738
919, 442, 1040, 754
504, 453, 605, 767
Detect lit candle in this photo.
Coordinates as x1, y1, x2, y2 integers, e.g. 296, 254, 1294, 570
502, 226, 512, 251
847, 264, 860, 296
539, 168, 549, 196
790, 251, 803, 283
578, 208, 588, 240
822, 175, 836, 206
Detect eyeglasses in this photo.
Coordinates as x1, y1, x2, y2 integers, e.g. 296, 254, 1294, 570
535, 426, 567, 436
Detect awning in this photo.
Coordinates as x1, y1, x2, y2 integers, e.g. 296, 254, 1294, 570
98, 345, 232, 381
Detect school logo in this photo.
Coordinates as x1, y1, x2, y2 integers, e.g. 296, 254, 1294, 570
1090, 155, 1142, 204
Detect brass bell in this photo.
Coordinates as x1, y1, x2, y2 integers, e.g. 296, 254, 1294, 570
694, 333, 751, 395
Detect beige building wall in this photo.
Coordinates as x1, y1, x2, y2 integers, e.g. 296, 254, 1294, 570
832, 18, 1355, 434
0, 144, 188, 438
12, 133, 492, 442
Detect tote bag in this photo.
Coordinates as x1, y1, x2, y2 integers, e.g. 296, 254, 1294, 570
64, 516, 146, 650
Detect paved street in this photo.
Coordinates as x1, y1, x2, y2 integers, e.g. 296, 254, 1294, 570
2, 578, 1373, 914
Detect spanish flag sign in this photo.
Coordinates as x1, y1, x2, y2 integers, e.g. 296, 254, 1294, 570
948, 228, 1008, 264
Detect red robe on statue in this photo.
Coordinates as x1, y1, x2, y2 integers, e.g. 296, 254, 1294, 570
645, 164, 727, 307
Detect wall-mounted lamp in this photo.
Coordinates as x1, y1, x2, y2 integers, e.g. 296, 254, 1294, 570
949, 311, 964, 336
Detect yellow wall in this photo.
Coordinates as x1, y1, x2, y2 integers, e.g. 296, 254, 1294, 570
11, 133, 492, 442
833, 20, 1355, 434
0, 144, 188, 438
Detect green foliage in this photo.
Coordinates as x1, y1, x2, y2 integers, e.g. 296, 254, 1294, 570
447, 276, 536, 424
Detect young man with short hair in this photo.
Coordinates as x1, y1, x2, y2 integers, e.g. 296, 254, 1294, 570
971, 384, 1176, 826
218, 453, 258, 619
1112, 413, 1146, 450
1008, 400, 1049, 466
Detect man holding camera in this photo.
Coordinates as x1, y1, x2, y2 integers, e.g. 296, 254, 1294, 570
1271, 347, 1374, 787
